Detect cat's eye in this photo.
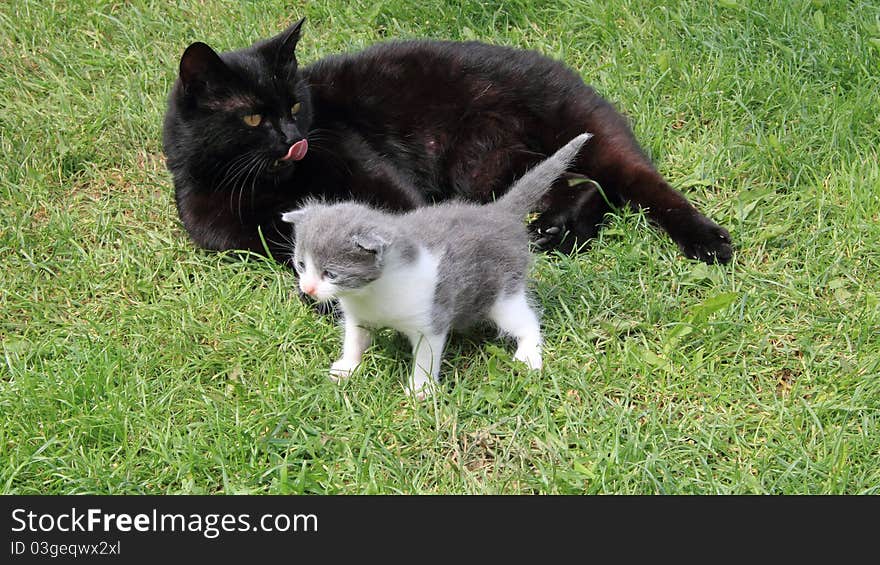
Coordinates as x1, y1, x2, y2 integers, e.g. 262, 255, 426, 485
291, 102, 301, 115
295, 260, 305, 272
242, 113, 263, 127
322, 270, 337, 281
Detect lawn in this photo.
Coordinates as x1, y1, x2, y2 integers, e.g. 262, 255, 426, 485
1, 0, 878, 494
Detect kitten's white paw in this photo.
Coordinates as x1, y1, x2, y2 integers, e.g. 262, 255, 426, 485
405, 377, 434, 400
514, 347, 543, 371
329, 359, 359, 382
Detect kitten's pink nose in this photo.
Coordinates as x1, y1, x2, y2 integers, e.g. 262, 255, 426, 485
281, 139, 308, 161
301, 281, 317, 296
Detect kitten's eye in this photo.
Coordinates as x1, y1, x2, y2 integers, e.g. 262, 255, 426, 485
322, 270, 337, 281
296, 260, 305, 272
242, 113, 262, 127
291, 102, 301, 115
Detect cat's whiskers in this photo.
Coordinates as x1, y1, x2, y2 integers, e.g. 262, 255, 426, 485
232, 156, 267, 222
244, 158, 269, 221
225, 154, 260, 218
214, 150, 260, 195
263, 232, 296, 259
306, 136, 352, 176
305, 127, 335, 138
212, 150, 258, 185
210, 150, 251, 177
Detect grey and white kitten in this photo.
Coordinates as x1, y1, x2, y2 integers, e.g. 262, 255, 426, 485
281, 133, 592, 398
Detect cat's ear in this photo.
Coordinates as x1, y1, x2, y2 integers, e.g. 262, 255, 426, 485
281, 209, 307, 224
278, 17, 306, 49
179, 42, 231, 94
262, 18, 306, 69
352, 232, 389, 259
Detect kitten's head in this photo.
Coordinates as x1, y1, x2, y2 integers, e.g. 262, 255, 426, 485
163, 18, 312, 184
281, 203, 392, 302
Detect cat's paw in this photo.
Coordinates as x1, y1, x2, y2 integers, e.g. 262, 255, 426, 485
530, 216, 571, 253
514, 346, 543, 371
531, 184, 608, 254
671, 214, 733, 265
329, 359, 359, 382
405, 377, 434, 400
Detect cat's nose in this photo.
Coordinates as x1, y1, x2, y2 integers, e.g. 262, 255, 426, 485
278, 120, 308, 161
280, 122, 303, 145
300, 280, 317, 296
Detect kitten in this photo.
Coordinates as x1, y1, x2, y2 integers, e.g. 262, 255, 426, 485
281, 133, 592, 398
163, 19, 732, 271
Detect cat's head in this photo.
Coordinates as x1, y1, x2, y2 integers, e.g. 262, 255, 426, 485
281, 203, 392, 302
163, 18, 312, 183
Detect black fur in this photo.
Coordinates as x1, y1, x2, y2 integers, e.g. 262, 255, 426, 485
163, 19, 733, 265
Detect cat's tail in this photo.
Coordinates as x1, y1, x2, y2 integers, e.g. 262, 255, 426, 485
495, 132, 593, 216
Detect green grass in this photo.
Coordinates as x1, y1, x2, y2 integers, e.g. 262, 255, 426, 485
1, 0, 878, 494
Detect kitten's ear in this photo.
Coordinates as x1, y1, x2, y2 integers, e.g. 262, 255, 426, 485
281, 209, 307, 224
179, 42, 231, 93
353, 232, 389, 259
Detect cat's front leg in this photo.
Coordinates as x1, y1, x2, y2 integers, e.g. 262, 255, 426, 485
405, 331, 447, 400
329, 316, 371, 382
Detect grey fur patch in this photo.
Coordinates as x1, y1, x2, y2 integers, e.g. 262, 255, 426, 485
288, 203, 395, 289
281, 209, 306, 224
288, 132, 591, 331
352, 232, 389, 260
496, 132, 593, 215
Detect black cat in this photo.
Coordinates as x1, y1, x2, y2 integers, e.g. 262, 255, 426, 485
163, 18, 732, 265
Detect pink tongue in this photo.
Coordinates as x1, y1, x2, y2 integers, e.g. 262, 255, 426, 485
282, 139, 308, 161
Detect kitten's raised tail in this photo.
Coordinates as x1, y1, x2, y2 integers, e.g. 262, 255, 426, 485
495, 132, 593, 216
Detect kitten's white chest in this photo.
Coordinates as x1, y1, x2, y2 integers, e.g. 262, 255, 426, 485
339, 247, 439, 333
